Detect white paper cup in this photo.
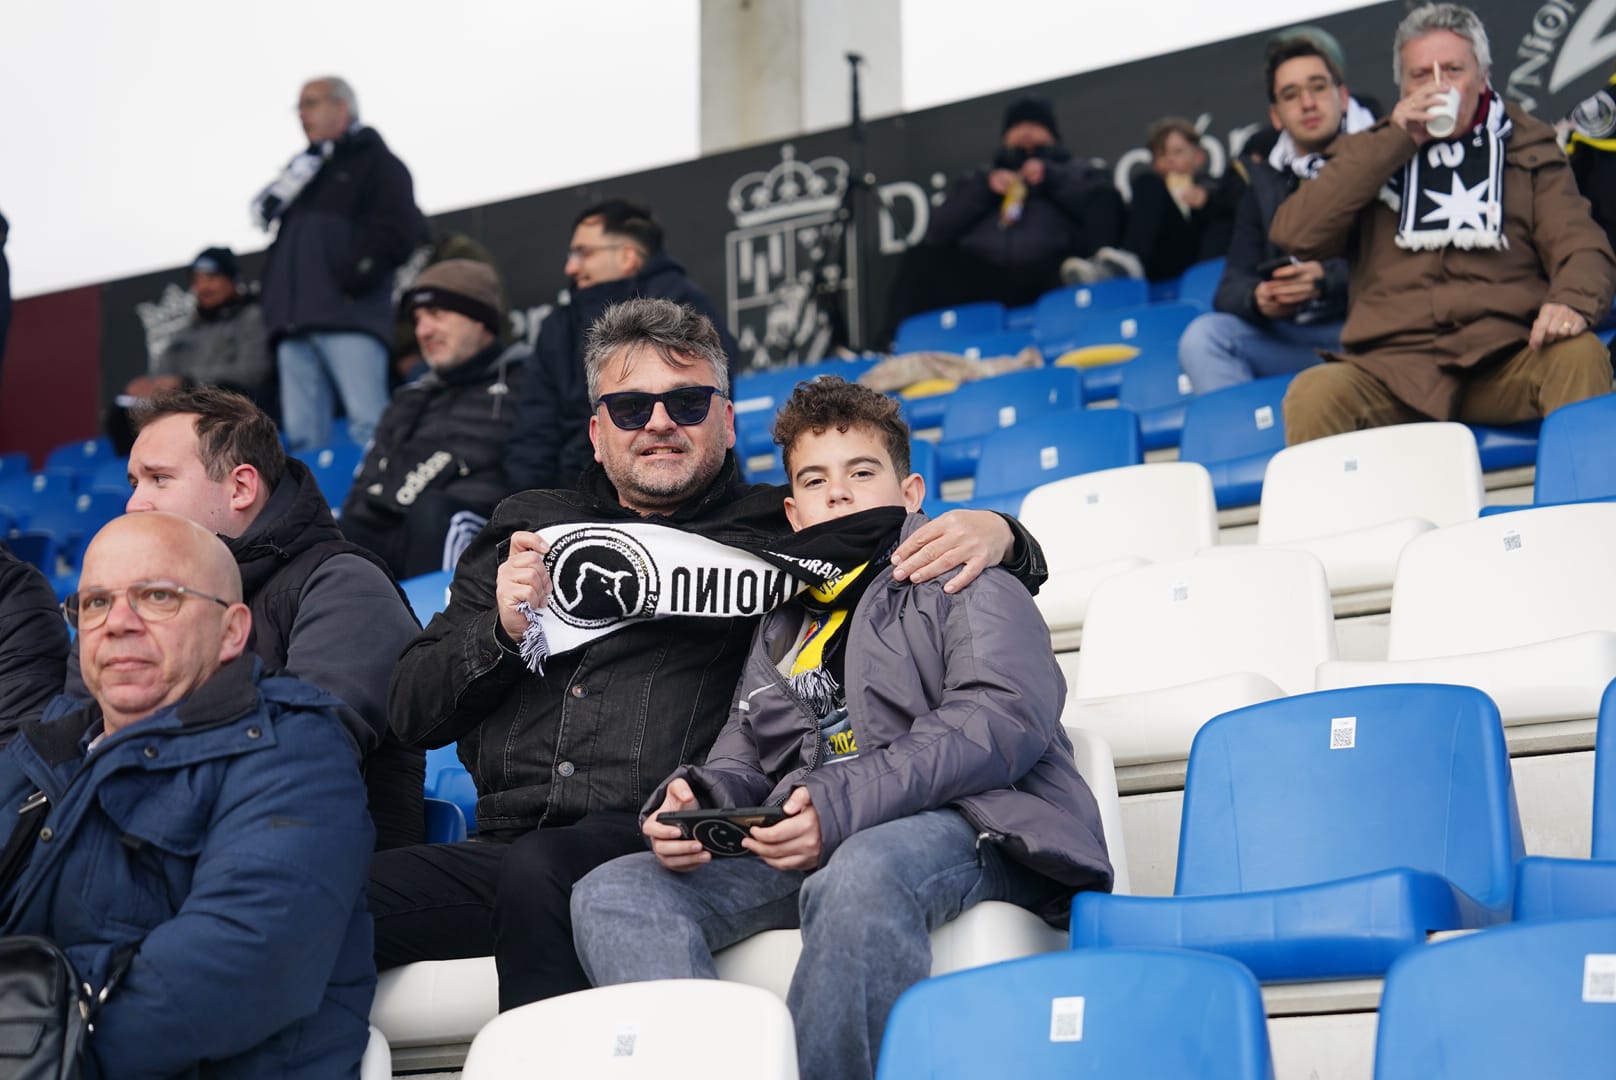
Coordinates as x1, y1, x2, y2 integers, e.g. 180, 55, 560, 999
1426, 87, 1462, 139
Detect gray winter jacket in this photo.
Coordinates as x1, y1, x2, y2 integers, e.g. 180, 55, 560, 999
150, 296, 272, 393
650, 513, 1112, 923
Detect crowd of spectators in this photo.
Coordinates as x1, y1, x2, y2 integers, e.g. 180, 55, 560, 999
0, 4, 1614, 1077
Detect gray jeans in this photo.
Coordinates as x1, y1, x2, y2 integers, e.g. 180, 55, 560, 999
571, 808, 1061, 1080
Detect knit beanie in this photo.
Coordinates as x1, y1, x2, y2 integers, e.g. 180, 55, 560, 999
1001, 97, 1061, 143
191, 246, 240, 281
403, 259, 503, 334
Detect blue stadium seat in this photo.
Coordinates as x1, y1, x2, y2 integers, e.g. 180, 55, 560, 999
1512, 677, 1616, 920
0, 469, 76, 507
1177, 374, 1293, 508
1467, 419, 1540, 472
1534, 392, 1616, 505
0, 453, 30, 483
1070, 683, 1523, 982
876, 947, 1272, 1080
426, 744, 477, 834
401, 569, 455, 626
1033, 278, 1152, 344
7, 531, 61, 579
931, 367, 1084, 483
6, 489, 122, 570
424, 798, 468, 844
87, 456, 132, 493
908, 438, 938, 496
1176, 257, 1227, 310
1004, 303, 1037, 332
966, 408, 1142, 513
892, 302, 1006, 353
1043, 302, 1201, 401
44, 437, 115, 480
294, 443, 366, 512
1372, 915, 1616, 1079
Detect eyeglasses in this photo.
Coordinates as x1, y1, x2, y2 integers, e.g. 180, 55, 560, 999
566, 243, 625, 261
63, 581, 231, 631
594, 386, 725, 430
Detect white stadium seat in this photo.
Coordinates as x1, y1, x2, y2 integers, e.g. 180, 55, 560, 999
1316, 503, 1616, 725
1019, 462, 1218, 633
1065, 547, 1336, 767
1257, 422, 1483, 595
461, 979, 797, 1079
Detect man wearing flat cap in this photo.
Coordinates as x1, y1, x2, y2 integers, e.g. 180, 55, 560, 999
339, 259, 530, 579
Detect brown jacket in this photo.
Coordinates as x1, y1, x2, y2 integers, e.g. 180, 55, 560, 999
1270, 102, 1616, 419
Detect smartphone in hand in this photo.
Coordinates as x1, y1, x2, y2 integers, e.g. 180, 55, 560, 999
657, 807, 790, 857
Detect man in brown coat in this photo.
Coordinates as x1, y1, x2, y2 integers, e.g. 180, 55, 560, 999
1271, 3, 1616, 444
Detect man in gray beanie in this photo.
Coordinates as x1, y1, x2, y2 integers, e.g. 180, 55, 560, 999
339, 258, 530, 578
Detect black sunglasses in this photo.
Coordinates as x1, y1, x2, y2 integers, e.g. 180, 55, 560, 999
594, 386, 725, 430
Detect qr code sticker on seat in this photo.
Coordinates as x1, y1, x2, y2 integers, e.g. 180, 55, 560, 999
1583, 954, 1616, 1003
1330, 716, 1357, 750
613, 1023, 639, 1057
1049, 996, 1085, 1042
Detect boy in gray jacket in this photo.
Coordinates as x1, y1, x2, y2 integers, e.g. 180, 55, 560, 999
572, 378, 1111, 1080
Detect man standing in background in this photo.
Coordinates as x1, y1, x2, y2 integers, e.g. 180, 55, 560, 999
256, 76, 425, 450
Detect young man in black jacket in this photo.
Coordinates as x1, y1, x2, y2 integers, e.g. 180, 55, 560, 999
341, 259, 528, 578
1177, 36, 1364, 394
504, 199, 739, 494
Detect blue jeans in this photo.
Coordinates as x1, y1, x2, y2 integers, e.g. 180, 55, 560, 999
572, 808, 1060, 1080
1178, 311, 1341, 395
277, 332, 390, 449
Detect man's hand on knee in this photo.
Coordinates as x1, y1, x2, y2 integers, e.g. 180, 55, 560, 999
1529, 302, 1588, 351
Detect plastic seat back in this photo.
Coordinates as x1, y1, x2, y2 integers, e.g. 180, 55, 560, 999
1076, 547, 1336, 699
876, 948, 1272, 1080
1373, 915, 1616, 1079
294, 444, 366, 511
1176, 257, 1227, 309
1065, 727, 1132, 895
1535, 392, 1616, 504
1177, 684, 1522, 906
893, 302, 1006, 353
1178, 375, 1294, 507
1033, 278, 1152, 341
44, 437, 114, 478
1257, 422, 1484, 545
1020, 462, 1217, 576
936, 367, 1082, 443
462, 980, 797, 1079
1596, 679, 1616, 860
972, 408, 1141, 500
1385, 503, 1616, 660
401, 569, 454, 626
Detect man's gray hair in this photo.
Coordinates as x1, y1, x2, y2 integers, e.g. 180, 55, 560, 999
311, 75, 360, 122
1393, 3, 1491, 85
583, 299, 731, 403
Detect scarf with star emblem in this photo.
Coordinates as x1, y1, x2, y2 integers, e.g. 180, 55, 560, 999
1380, 89, 1511, 252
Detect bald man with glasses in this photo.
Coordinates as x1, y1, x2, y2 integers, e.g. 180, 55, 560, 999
0, 513, 374, 1077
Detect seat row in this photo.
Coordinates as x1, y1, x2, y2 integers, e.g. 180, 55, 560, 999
379, 678, 1616, 1076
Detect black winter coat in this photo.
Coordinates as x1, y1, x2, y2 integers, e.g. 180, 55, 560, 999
341, 341, 528, 531
504, 253, 740, 494
1214, 162, 1350, 325
0, 545, 68, 744
259, 126, 426, 345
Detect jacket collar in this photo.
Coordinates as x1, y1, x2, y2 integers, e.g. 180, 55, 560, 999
25, 655, 263, 768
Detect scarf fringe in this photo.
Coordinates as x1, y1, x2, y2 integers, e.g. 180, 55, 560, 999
788, 667, 842, 718
1394, 229, 1508, 251
517, 601, 550, 675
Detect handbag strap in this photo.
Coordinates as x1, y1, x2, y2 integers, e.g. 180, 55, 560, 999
0, 791, 49, 921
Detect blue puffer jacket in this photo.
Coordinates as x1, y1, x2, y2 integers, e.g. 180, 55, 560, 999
0, 656, 375, 1079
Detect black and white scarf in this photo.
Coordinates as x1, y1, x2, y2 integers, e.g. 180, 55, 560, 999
515, 506, 907, 674
1270, 97, 1378, 180
1380, 90, 1512, 251
251, 137, 341, 231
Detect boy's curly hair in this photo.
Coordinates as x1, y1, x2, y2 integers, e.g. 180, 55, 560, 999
772, 376, 911, 480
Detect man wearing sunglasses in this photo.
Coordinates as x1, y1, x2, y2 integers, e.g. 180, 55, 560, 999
504, 198, 739, 495
375, 298, 1047, 1012
0, 513, 374, 1076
